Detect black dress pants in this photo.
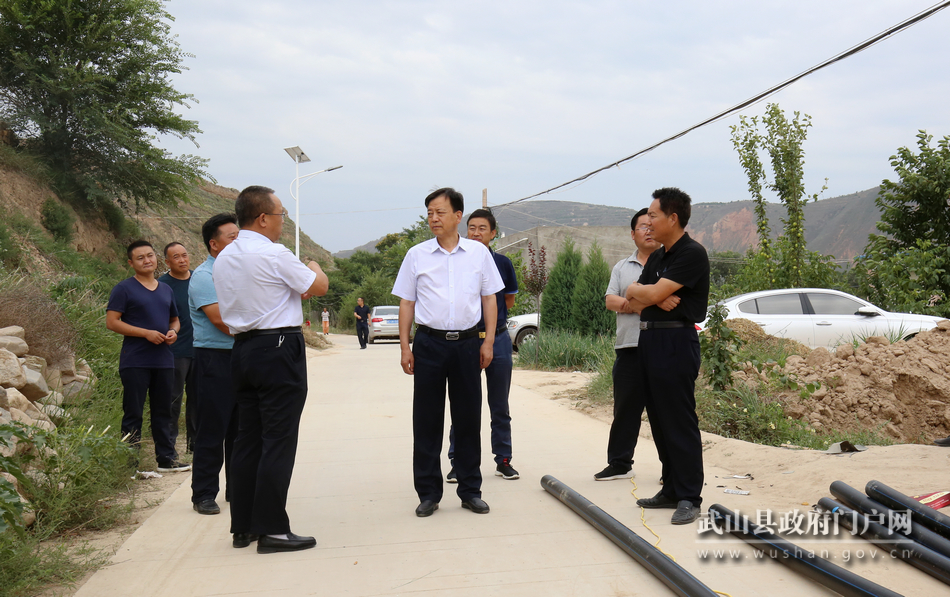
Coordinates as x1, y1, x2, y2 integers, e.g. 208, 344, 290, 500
191, 348, 238, 504
119, 367, 176, 464
356, 322, 369, 348
638, 327, 703, 507
605, 347, 644, 469
412, 331, 482, 503
229, 332, 308, 535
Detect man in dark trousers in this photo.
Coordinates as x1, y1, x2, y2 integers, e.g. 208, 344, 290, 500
189, 213, 240, 516
625, 187, 709, 525
447, 208, 519, 482
106, 240, 190, 473
594, 207, 675, 481
354, 297, 370, 349
158, 242, 195, 455
214, 186, 328, 553
393, 188, 503, 517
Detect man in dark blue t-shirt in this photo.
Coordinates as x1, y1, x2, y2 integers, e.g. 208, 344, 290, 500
158, 241, 196, 455
106, 240, 191, 473
447, 209, 521, 482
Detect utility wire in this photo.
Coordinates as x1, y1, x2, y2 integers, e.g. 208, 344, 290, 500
492, 0, 950, 209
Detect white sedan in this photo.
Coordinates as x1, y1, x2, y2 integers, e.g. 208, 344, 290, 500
708, 288, 944, 348
507, 313, 539, 350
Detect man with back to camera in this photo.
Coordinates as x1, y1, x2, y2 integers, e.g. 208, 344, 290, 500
213, 186, 329, 553
446, 208, 520, 482
106, 240, 191, 473
158, 241, 196, 456
354, 297, 370, 348
594, 207, 679, 481
393, 187, 504, 517
189, 213, 240, 516
625, 187, 710, 525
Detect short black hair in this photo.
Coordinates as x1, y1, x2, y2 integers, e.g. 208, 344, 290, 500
652, 187, 692, 227
425, 187, 464, 213
235, 185, 276, 228
467, 208, 496, 231
201, 213, 238, 252
163, 241, 184, 258
127, 239, 153, 260
631, 207, 649, 231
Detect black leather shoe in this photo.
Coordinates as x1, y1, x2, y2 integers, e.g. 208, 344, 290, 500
257, 532, 317, 554
637, 490, 679, 509
934, 436, 950, 447
461, 497, 490, 514
232, 533, 259, 548
415, 500, 439, 517
193, 499, 220, 515
671, 500, 701, 525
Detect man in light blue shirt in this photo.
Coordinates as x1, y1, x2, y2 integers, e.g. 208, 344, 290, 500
189, 213, 240, 516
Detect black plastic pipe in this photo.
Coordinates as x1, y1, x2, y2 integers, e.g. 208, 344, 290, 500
707, 503, 902, 597
818, 497, 950, 586
830, 480, 950, 559
540, 475, 718, 597
866, 480, 950, 540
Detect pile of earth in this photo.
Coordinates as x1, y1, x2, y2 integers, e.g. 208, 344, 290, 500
728, 318, 950, 443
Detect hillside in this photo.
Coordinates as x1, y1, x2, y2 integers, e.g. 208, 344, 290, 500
0, 156, 332, 279
336, 188, 883, 262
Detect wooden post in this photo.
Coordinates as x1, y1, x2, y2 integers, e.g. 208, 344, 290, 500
482, 188, 488, 209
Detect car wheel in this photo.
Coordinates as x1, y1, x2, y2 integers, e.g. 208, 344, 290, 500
515, 327, 537, 348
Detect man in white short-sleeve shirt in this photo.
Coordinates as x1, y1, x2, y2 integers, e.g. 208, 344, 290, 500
392, 187, 503, 518
213, 185, 328, 554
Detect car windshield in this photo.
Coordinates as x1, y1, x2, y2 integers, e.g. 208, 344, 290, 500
374, 307, 399, 317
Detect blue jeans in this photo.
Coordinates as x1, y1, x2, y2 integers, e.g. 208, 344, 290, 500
449, 331, 513, 465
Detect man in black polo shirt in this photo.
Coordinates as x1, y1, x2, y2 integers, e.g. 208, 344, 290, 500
625, 187, 709, 525
354, 298, 370, 349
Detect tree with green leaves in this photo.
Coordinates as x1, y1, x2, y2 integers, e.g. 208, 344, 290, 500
0, 0, 208, 208
541, 237, 582, 332
570, 242, 612, 336
856, 132, 950, 317
730, 103, 836, 291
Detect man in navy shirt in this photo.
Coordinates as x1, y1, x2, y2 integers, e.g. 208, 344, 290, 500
106, 240, 191, 472
158, 242, 195, 456
447, 209, 520, 482
354, 298, 370, 349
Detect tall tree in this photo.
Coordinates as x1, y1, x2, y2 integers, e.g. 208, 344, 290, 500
730, 103, 835, 291
570, 242, 612, 336
0, 0, 208, 207
857, 132, 950, 317
541, 237, 582, 332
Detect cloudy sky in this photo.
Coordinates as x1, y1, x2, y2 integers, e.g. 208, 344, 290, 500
156, 0, 950, 253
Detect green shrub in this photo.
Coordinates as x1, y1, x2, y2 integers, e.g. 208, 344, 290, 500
0, 222, 20, 269
541, 237, 582, 333
40, 198, 74, 243
700, 303, 744, 392
516, 329, 613, 371
570, 242, 612, 336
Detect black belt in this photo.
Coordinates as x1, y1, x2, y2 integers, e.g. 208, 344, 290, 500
234, 326, 302, 342
478, 323, 509, 338
640, 321, 689, 330
417, 325, 480, 341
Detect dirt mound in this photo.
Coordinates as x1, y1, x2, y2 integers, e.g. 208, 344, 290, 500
763, 321, 950, 443
727, 317, 812, 356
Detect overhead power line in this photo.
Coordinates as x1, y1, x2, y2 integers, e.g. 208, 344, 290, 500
492, 0, 950, 209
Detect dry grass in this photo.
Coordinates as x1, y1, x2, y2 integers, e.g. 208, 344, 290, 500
0, 273, 77, 365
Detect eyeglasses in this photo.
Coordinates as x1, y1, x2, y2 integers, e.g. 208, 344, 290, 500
262, 211, 288, 220
634, 226, 651, 232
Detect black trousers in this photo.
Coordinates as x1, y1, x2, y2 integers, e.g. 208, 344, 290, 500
191, 348, 238, 504
229, 332, 307, 535
356, 322, 369, 348
605, 347, 644, 469
638, 327, 703, 507
170, 356, 196, 453
412, 331, 482, 503
119, 367, 176, 463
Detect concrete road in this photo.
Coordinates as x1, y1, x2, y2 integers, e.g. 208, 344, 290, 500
73, 334, 917, 597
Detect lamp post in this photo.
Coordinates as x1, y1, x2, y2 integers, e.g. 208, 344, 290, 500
283, 146, 342, 258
